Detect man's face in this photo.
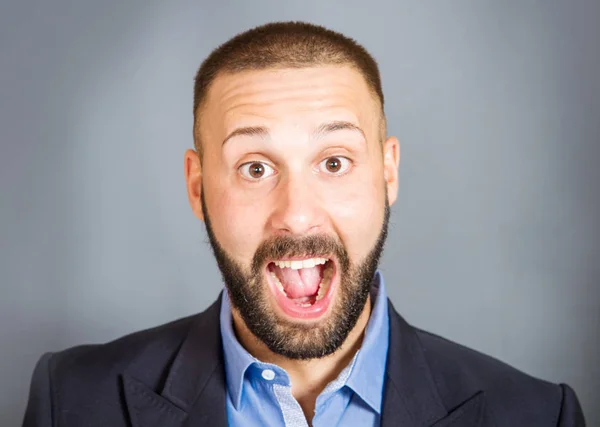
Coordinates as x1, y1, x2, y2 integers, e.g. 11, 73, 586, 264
186, 65, 400, 360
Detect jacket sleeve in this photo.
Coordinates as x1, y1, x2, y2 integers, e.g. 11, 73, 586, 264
22, 352, 54, 427
557, 383, 586, 427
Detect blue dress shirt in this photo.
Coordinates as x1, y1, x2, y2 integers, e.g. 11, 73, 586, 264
220, 270, 390, 427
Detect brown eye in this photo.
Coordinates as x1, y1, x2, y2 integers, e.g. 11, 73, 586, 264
320, 156, 351, 175
239, 161, 276, 181
326, 157, 341, 173
249, 162, 264, 178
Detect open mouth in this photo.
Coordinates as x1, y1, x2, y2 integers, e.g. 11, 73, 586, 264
265, 256, 337, 320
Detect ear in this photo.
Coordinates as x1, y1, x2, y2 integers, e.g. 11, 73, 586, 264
184, 149, 204, 221
382, 136, 400, 206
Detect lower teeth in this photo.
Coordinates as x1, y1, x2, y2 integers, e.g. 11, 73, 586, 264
270, 272, 288, 296
315, 276, 331, 301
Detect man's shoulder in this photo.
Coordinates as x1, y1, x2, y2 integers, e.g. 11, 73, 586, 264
46, 298, 221, 392
50, 313, 193, 369
23, 297, 225, 425
414, 326, 566, 422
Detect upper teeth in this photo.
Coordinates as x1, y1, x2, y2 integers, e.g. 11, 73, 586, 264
273, 258, 328, 270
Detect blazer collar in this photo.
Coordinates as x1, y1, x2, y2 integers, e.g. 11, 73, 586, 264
122, 294, 227, 427
121, 295, 485, 427
381, 300, 486, 426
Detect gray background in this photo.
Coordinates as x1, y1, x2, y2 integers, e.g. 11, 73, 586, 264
1, 0, 598, 425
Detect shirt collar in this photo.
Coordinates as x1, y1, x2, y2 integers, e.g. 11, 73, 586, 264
219, 289, 256, 410
219, 269, 390, 413
345, 270, 390, 413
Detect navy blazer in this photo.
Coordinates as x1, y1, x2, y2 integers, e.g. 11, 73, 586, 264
22, 295, 586, 426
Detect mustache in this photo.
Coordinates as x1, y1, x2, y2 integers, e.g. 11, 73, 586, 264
251, 234, 349, 274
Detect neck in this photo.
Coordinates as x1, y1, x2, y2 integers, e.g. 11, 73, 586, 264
231, 295, 372, 419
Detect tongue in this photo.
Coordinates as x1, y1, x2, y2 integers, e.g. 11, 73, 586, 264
273, 265, 322, 299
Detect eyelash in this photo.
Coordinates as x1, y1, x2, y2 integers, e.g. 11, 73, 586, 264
238, 156, 353, 181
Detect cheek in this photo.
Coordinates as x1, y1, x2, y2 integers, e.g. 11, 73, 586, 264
325, 176, 386, 262
205, 182, 268, 263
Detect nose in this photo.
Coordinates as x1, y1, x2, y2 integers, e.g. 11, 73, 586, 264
268, 174, 325, 236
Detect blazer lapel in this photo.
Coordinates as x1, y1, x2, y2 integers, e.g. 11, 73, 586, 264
122, 294, 228, 427
122, 374, 188, 427
431, 392, 486, 427
381, 301, 486, 427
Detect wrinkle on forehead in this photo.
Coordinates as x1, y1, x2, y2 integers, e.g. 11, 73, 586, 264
201, 66, 382, 142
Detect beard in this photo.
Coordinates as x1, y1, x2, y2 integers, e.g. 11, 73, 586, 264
201, 189, 390, 360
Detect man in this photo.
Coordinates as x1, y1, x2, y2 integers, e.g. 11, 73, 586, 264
23, 21, 585, 427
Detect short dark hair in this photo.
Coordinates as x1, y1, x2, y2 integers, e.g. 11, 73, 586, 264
193, 21, 385, 158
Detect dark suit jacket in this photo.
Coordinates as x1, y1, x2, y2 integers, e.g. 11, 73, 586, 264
23, 295, 585, 426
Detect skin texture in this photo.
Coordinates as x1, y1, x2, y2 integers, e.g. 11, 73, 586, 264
184, 65, 400, 423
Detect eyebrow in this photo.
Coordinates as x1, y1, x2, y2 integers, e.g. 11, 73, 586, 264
221, 120, 366, 146
222, 126, 269, 146
313, 121, 366, 142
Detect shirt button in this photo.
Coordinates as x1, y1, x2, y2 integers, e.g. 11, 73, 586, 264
261, 369, 275, 381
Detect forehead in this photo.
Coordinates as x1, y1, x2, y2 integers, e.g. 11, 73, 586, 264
200, 65, 381, 137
